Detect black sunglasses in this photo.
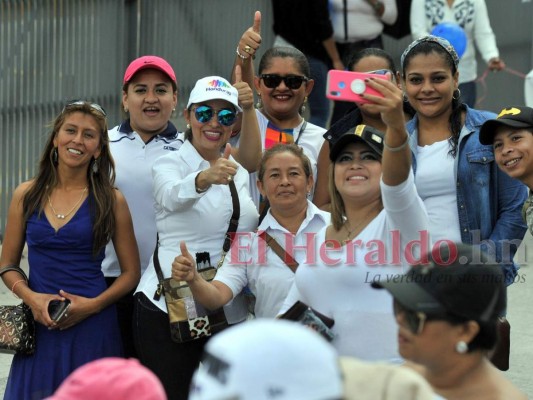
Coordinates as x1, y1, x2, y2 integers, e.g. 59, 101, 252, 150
63, 100, 107, 117
193, 105, 237, 127
393, 300, 445, 335
259, 74, 309, 90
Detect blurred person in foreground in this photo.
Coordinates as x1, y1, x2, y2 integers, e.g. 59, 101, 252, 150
373, 242, 527, 400
46, 357, 166, 400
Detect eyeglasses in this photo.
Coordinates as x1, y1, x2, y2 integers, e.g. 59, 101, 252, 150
63, 100, 107, 117
259, 74, 309, 90
393, 300, 439, 335
193, 105, 237, 127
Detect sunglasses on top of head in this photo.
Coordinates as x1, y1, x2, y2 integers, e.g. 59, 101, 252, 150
193, 105, 237, 127
393, 300, 446, 335
259, 74, 309, 90
63, 100, 107, 117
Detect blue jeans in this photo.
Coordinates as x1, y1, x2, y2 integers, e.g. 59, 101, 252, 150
307, 55, 330, 128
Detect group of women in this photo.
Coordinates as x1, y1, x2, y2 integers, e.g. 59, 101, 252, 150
0, 9, 528, 400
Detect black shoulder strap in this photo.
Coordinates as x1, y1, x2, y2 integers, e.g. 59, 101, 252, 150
295, 121, 307, 145
153, 180, 240, 300
224, 180, 240, 253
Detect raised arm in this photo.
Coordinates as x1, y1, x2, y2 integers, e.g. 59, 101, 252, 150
171, 241, 233, 310
360, 75, 410, 186
231, 64, 262, 172
231, 11, 261, 90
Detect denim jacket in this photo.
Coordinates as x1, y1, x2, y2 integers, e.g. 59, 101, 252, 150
406, 107, 528, 284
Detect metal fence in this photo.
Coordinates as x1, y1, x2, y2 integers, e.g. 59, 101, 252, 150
0, 0, 274, 233
1, 0, 531, 233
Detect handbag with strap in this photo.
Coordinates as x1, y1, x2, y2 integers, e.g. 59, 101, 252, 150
153, 180, 240, 343
260, 231, 336, 341
0, 265, 36, 355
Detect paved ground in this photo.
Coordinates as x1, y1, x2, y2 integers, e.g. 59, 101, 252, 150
1, 237, 532, 398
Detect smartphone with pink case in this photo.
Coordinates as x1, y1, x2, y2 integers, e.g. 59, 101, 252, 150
326, 70, 389, 104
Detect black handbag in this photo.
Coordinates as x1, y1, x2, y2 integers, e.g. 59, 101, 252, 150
0, 265, 36, 355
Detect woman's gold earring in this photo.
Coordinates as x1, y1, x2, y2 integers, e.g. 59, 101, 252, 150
256, 94, 262, 109
186, 124, 191, 129
124, 107, 128, 113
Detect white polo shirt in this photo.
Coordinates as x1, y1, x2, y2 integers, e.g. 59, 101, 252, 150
215, 201, 330, 318
101, 120, 184, 277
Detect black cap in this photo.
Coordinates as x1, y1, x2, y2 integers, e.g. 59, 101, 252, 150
329, 124, 384, 162
479, 106, 533, 145
372, 243, 505, 322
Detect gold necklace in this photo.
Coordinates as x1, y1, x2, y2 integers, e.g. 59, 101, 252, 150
342, 206, 383, 244
48, 187, 88, 220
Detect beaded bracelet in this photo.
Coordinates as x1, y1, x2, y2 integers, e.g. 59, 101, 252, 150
11, 279, 26, 299
236, 46, 250, 60
383, 135, 410, 152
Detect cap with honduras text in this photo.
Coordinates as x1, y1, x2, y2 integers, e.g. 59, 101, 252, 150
123, 55, 177, 85
188, 319, 343, 400
329, 124, 384, 161
372, 243, 506, 322
187, 76, 242, 112
479, 106, 533, 145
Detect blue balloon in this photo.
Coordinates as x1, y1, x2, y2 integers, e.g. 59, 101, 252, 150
431, 22, 467, 59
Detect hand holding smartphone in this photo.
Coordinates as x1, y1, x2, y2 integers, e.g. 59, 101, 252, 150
48, 299, 71, 322
326, 70, 390, 104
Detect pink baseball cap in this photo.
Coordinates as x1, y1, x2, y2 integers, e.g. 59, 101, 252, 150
123, 55, 177, 84
46, 358, 167, 400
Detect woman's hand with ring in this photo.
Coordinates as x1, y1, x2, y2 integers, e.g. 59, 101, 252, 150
237, 11, 261, 59
202, 144, 238, 185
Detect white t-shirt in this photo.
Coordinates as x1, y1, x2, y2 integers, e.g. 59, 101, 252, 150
215, 201, 330, 318
329, 0, 398, 42
415, 139, 462, 244
135, 140, 259, 323
230, 109, 325, 208
101, 122, 184, 277
280, 172, 429, 361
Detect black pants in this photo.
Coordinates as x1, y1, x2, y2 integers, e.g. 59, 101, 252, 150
105, 277, 137, 358
133, 292, 208, 400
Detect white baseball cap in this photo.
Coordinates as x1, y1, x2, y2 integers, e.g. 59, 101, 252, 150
189, 319, 343, 400
186, 76, 242, 112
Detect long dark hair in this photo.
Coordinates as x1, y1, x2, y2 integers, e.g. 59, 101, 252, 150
401, 41, 465, 157
22, 101, 116, 255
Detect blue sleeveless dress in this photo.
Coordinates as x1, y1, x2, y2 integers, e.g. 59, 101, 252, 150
3, 198, 122, 400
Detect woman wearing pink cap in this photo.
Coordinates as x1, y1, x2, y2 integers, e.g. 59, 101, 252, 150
132, 75, 259, 400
